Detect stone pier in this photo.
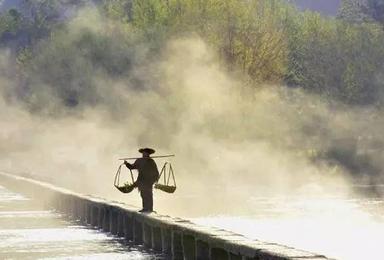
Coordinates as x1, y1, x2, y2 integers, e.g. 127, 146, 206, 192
0, 172, 330, 260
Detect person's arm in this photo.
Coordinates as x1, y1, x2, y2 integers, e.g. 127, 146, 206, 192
124, 161, 138, 187
124, 160, 137, 170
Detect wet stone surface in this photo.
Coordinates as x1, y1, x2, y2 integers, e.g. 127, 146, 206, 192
0, 185, 165, 259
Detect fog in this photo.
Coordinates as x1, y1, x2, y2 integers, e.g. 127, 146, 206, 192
0, 7, 383, 220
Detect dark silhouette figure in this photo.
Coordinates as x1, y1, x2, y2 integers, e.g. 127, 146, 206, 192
124, 148, 159, 213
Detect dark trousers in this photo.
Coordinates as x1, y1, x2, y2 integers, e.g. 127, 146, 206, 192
140, 186, 153, 211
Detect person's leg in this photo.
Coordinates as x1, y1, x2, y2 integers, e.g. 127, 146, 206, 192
140, 187, 153, 212
140, 189, 146, 211
148, 188, 153, 212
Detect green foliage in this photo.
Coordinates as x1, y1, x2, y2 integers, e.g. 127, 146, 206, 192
3, 0, 384, 106
102, 0, 132, 22
0, 9, 22, 35
366, 0, 384, 24
338, 0, 371, 23
128, 0, 290, 83
339, 0, 384, 25
16, 47, 33, 66
286, 10, 384, 104
22, 0, 62, 40
126, 0, 384, 103
23, 21, 144, 109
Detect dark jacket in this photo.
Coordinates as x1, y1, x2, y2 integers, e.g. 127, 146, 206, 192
126, 158, 159, 188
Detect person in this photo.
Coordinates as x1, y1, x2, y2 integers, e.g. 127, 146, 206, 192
124, 148, 159, 213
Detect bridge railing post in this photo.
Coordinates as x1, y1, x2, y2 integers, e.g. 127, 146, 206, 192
102, 207, 110, 232
182, 234, 196, 260
86, 202, 92, 225
172, 231, 183, 260
81, 199, 87, 224
133, 218, 143, 244
143, 223, 152, 248
91, 205, 99, 227
124, 213, 134, 241
162, 227, 172, 255
210, 247, 229, 260
196, 239, 210, 260
117, 210, 125, 237
98, 207, 105, 229
152, 226, 162, 251
110, 208, 118, 235
229, 252, 242, 260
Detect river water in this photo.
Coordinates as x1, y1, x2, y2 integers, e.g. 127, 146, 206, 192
0, 185, 164, 260
106, 179, 384, 260
2, 177, 383, 260
190, 187, 384, 260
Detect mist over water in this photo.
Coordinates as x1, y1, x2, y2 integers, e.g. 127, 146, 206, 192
1, 7, 384, 259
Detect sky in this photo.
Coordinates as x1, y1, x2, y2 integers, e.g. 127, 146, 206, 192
0, 0, 23, 12
289, 0, 342, 16
1, 0, 343, 17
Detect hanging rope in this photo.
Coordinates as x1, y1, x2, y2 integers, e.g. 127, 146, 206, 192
114, 161, 176, 194
114, 163, 136, 193
155, 162, 177, 193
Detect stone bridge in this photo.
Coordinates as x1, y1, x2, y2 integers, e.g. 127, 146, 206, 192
0, 172, 331, 260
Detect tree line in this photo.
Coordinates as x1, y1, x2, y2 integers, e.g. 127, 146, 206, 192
1, 0, 384, 106
103, 0, 384, 105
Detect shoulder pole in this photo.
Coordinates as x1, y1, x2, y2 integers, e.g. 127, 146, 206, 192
118, 154, 175, 160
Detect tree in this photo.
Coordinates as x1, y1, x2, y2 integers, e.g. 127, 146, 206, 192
0, 9, 22, 36
338, 0, 372, 23
339, 0, 384, 25
366, 0, 384, 24
102, 0, 133, 22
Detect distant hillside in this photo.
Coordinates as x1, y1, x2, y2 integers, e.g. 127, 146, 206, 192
289, 0, 342, 16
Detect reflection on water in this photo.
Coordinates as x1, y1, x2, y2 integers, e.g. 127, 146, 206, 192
0, 185, 29, 202
192, 192, 384, 260
0, 185, 164, 259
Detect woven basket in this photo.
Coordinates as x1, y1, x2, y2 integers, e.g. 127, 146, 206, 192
115, 183, 136, 193
155, 183, 176, 193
